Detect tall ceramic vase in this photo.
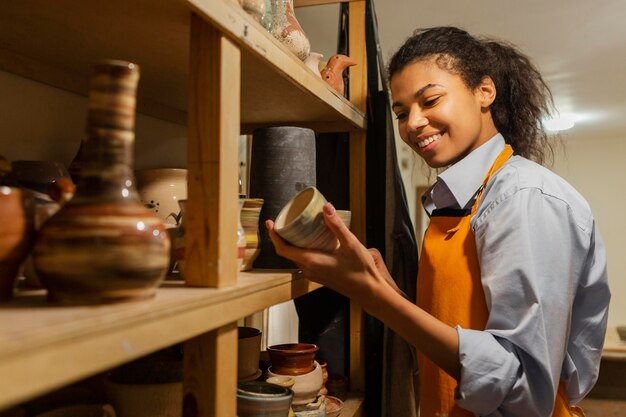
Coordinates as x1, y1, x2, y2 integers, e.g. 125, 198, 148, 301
249, 127, 316, 269
33, 60, 170, 305
270, 0, 310, 61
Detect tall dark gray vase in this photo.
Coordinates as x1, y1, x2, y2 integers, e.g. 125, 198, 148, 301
249, 126, 316, 269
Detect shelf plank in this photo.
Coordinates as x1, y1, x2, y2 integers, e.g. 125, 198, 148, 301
0, 0, 365, 131
0, 271, 320, 410
602, 326, 626, 362
342, 393, 365, 417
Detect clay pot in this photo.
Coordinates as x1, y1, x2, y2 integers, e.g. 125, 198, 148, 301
320, 54, 357, 96
240, 198, 264, 271
33, 60, 170, 305
238, 327, 263, 381
0, 186, 35, 300
135, 168, 187, 227
324, 395, 343, 417
270, 0, 310, 61
249, 126, 316, 269
266, 361, 322, 406
237, 381, 293, 417
267, 343, 318, 375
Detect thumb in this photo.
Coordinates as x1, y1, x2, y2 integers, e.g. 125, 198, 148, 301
323, 203, 353, 247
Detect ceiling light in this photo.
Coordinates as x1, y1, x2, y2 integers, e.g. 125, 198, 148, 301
544, 114, 576, 131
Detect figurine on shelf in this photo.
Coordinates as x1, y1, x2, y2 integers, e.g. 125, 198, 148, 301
320, 54, 357, 96
270, 0, 310, 61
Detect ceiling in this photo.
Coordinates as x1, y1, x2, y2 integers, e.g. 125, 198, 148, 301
296, 0, 626, 142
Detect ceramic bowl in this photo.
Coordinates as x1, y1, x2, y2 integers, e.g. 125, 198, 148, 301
135, 168, 187, 226
325, 395, 343, 417
239, 326, 262, 381
267, 343, 319, 375
267, 361, 323, 406
266, 375, 295, 389
237, 381, 293, 417
274, 187, 337, 252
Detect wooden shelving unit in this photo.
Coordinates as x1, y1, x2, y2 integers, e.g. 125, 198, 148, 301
0, 0, 367, 414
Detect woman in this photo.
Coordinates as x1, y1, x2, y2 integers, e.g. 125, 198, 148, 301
267, 26, 610, 416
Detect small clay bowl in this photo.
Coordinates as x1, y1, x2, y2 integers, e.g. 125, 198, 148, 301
267, 343, 319, 376
238, 326, 262, 381
237, 381, 293, 417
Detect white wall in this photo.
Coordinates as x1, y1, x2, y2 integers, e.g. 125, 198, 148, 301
0, 70, 187, 168
399, 134, 626, 327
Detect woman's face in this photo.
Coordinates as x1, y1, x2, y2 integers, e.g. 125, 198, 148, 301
390, 59, 497, 168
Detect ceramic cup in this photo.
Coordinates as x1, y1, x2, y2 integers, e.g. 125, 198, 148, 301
237, 381, 293, 417
238, 326, 263, 381
273, 187, 338, 252
267, 343, 319, 376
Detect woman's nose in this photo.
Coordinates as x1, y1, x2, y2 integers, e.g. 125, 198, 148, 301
407, 107, 428, 132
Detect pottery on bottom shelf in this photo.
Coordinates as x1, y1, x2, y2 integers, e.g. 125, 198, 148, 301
238, 326, 263, 381
267, 361, 323, 406
237, 381, 294, 417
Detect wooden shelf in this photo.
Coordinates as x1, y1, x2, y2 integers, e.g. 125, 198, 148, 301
0, 0, 366, 132
0, 271, 321, 410
602, 326, 626, 362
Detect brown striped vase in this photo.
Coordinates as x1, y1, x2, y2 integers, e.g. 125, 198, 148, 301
33, 60, 170, 305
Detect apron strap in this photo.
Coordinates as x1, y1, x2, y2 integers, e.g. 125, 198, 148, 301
470, 144, 514, 216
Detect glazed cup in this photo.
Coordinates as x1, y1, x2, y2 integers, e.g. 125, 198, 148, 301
238, 326, 263, 381
237, 381, 293, 417
273, 187, 337, 252
267, 343, 319, 375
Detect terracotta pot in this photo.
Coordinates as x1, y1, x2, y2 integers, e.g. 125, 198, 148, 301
324, 395, 343, 417
33, 60, 170, 305
237, 381, 293, 417
238, 326, 262, 381
267, 343, 318, 375
0, 186, 35, 300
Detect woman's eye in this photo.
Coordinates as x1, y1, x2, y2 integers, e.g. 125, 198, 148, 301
395, 112, 408, 121
423, 96, 440, 107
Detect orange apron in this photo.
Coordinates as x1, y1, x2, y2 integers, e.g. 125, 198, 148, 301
416, 145, 583, 417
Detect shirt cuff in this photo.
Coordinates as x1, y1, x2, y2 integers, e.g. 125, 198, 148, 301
455, 326, 520, 415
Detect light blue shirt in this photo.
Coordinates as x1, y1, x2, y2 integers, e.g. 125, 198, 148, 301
422, 134, 610, 416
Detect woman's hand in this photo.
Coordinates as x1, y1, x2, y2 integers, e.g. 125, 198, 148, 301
266, 202, 386, 302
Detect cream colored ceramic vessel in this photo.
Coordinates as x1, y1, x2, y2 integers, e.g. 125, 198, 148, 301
274, 187, 351, 252
267, 361, 323, 406
135, 168, 187, 226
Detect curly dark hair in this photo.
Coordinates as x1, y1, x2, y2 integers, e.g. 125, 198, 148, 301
388, 26, 556, 165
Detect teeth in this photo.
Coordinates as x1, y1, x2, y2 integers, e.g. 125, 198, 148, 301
417, 134, 441, 148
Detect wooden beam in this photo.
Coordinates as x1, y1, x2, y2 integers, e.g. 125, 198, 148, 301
184, 323, 238, 417
186, 13, 240, 288
348, 0, 367, 393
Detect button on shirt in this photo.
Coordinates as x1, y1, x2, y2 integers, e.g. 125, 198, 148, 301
422, 134, 610, 416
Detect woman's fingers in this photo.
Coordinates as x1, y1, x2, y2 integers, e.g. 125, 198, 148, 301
322, 203, 355, 248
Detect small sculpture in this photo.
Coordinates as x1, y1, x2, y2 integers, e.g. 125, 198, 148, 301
320, 54, 357, 96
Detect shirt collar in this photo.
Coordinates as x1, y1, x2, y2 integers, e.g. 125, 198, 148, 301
424, 134, 506, 212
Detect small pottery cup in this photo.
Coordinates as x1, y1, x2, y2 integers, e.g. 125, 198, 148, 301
135, 168, 187, 227
274, 187, 337, 252
0, 186, 35, 300
239, 326, 263, 381
237, 381, 293, 417
267, 343, 319, 375
266, 362, 323, 406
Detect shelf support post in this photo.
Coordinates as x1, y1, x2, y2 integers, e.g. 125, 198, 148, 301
348, 0, 367, 394
186, 13, 240, 288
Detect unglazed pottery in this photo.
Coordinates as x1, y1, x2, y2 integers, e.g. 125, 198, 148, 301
0, 186, 35, 300
274, 187, 337, 252
33, 60, 170, 305
320, 54, 357, 96
249, 126, 316, 269
237, 381, 294, 417
135, 168, 187, 227
241, 198, 264, 271
267, 361, 323, 406
270, 0, 310, 61
324, 396, 343, 417
239, 326, 263, 381
325, 374, 348, 401
267, 343, 319, 376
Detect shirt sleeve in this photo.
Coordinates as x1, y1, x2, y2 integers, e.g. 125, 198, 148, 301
454, 185, 606, 416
